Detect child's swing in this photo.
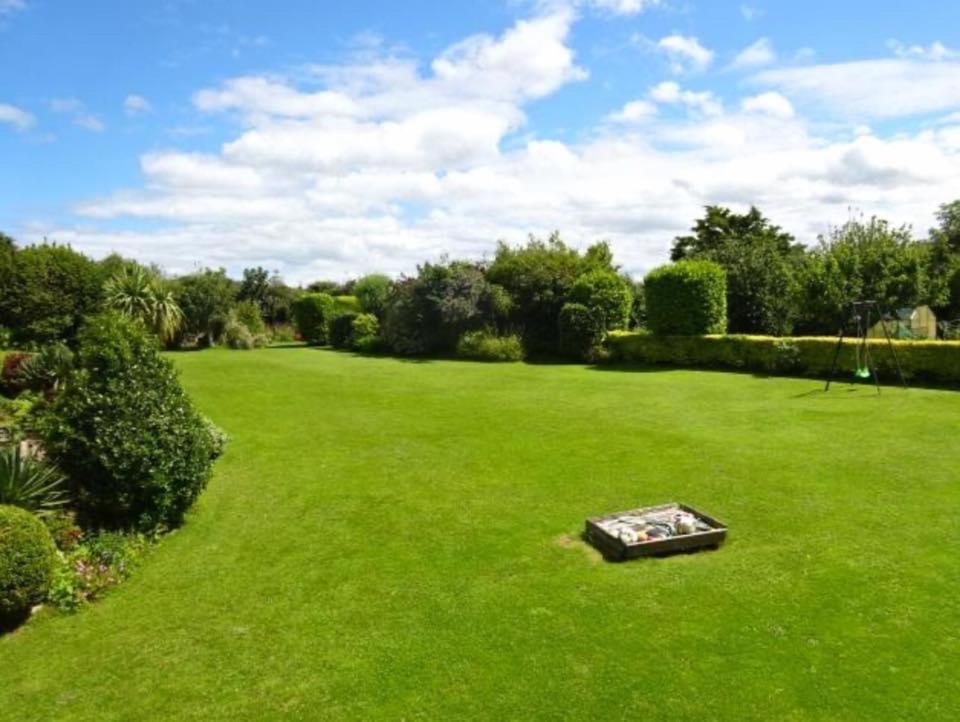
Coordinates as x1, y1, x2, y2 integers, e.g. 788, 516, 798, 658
825, 300, 907, 393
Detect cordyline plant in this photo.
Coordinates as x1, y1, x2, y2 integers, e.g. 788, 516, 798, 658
104, 266, 184, 344
0, 444, 68, 517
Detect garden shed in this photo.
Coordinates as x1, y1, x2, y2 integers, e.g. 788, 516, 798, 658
868, 306, 937, 340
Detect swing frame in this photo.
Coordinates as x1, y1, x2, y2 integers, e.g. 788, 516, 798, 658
824, 300, 908, 394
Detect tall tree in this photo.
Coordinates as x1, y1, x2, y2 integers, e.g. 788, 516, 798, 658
671, 206, 802, 335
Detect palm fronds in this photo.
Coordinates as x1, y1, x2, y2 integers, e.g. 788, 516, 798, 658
0, 445, 68, 517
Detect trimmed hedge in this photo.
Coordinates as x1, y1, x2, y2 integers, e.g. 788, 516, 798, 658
606, 332, 960, 384
292, 293, 335, 345
558, 303, 603, 360
0, 504, 57, 619
644, 261, 727, 336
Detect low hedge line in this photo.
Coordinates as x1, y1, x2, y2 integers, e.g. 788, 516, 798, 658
605, 332, 960, 385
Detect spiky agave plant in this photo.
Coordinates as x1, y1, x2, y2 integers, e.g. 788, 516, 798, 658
0, 445, 68, 517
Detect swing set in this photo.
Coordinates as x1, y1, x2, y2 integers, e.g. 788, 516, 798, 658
824, 300, 908, 394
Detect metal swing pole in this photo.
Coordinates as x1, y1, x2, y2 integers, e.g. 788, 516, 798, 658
874, 301, 908, 388
862, 304, 881, 394
824, 305, 848, 392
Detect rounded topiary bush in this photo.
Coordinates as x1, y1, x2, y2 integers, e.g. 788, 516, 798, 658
350, 313, 381, 352
558, 303, 603, 360
644, 260, 727, 336
569, 269, 633, 330
38, 312, 213, 531
0, 504, 57, 620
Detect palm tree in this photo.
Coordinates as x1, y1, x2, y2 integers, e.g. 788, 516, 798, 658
105, 267, 183, 343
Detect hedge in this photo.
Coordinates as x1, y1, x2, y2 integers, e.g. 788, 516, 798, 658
644, 261, 727, 336
605, 332, 960, 385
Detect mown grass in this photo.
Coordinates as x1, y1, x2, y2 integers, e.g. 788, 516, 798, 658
1, 347, 957, 720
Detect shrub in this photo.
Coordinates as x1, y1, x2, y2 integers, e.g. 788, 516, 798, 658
333, 295, 362, 314
268, 323, 297, 344
0, 327, 10, 349
0, 504, 57, 619
37, 312, 213, 530
292, 293, 335, 345
644, 261, 727, 336
48, 530, 148, 612
569, 270, 633, 330
558, 303, 603, 360
224, 318, 255, 350
16, 343, 73, 393
351, 314, 381, 352
456, 331, 524, 362
234, 300, 266, 336
202, 416, 229, 459
43, 510, 82, 551
329, 312, 359, 349
605, 332, 960, 384
353, 274, 393, 317
0, 446, 68, 517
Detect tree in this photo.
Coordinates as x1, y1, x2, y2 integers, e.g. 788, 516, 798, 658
795, 216, 928, 334
4, 243, 103, 345
104, 266, 183, 344
238, 267, 270, 308
925, 200, 960, 316
672, 206, 802, 335
173, 269, 237, 346
487, 233, 618, 352
353, 274, 394, 318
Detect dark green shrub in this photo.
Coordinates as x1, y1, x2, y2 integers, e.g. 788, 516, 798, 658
292, 293, 335, 345
353, 274, 393, 317
0, 504, 57, 619
37, 313, 213, 530
569, 270, 633, 330
456, 331, 524, 362
350, 314, 381, 352
644, 261, 727, 336
329, 312, 359, 349
558, 303, 603, 360
16, 343, 73, 393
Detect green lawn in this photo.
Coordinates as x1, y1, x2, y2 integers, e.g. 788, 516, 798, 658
2, 348, 958, 720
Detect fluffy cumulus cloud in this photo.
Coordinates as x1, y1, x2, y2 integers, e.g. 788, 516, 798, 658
123, 94, 153, 116
0, 102, 34, 130
28, 10, 960, 283
0, 0, 25, 17
580, 0, 660, 14
50, 97, 106, 132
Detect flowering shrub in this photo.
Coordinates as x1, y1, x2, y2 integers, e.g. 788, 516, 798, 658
48, 531, 149, 612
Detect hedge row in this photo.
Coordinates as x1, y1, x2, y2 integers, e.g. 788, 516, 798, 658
605, 332, 960, 385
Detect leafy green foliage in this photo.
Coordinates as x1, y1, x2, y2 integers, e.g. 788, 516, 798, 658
350, 313, 380, 352
292, 293, 335, 345
173, 269, 237, 346
223, 318, 256, 350
569, 269, 633, 330
48, 530, 149, 612
0, 504, 57, 619
487, 234, 618, 353
558, 303, 603, 360
0, 447, 68, 518
15, 343, 73, 393
1, 243, 103, 346
353, 274, 393, 317
329, 312, 359, 349
233, 300, 266, 336
672, 206, 801, 335
104, 266, 184, 344
37, 312, 213, 530
456, 330, 524, 362
645, 261, 727, 336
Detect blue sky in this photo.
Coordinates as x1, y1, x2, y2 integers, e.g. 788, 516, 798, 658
1, 0, 959, 281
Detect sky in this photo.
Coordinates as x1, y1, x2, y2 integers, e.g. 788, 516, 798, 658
1, 0, 959, 283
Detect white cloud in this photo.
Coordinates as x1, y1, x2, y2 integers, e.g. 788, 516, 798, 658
731, 38, 775, 69
581, 0, 660, 14
656, 34, 714, 73
123, 94, 153, 116
607, 99, 658, 123
754, 58, 960, 119
0, 0, 25, 17
0, 102, 34, 130
23, 10, 960, 284
50, 97, 106, 132
740, 5, 762, 21
649, 81, 723, 116
887, 40, 958, 61
741, 91, 794, 118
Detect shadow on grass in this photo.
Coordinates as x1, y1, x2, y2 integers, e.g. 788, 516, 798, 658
0, 607, 31, 637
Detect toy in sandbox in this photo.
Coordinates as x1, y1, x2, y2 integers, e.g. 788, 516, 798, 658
824, 300, 908, 394
585, 503, 727, 561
